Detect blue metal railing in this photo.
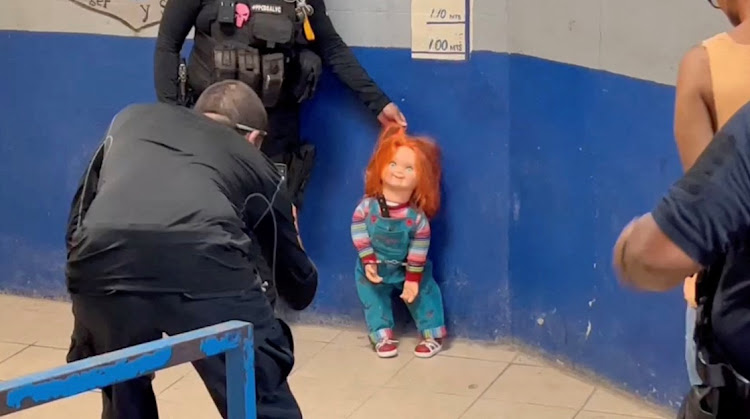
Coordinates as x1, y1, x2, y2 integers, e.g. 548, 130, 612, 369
0, 320, 255, 418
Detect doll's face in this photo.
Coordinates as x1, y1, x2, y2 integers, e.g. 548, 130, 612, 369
381, 146, 418, 192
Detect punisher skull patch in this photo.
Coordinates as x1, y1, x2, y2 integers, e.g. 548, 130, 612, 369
235, 3, 250, 28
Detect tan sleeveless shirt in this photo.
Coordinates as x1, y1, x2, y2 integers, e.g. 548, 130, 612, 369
684, 33, 750, 304
703, 32, 750, 129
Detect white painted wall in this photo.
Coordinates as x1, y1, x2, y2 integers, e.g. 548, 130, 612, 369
0, 0, 734, 84
505, 0, 729, 84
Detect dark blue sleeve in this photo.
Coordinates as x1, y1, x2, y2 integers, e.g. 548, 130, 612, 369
652, 110, 750, 267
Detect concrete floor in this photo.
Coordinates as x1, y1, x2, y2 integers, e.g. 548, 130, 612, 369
0, 294, 671, 419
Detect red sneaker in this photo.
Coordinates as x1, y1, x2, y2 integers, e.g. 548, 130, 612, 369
374, 338, 399, 358
414, 338, 443, 358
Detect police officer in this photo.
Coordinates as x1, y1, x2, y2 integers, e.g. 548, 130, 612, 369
66, 80, 315, 419
613, 102, 750, 417
154, 0, 406, 202
154, 0, 405, 308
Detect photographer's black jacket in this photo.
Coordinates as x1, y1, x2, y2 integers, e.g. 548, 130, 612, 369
65, 103, 317, 310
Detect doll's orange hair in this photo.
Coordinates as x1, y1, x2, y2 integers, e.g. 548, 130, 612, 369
364, 124, 442, 219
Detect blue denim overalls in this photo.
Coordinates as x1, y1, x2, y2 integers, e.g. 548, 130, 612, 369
354, 199, 446, 343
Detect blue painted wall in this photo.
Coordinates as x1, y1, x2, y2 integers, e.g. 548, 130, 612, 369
508, 55, 685, 406
0, 31, 686, 407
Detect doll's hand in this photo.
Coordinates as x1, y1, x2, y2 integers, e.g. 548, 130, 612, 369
364, 264, 383, 284
401, 281, 419, 304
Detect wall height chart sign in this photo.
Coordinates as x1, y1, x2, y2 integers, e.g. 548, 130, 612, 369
411, 0, 470, 61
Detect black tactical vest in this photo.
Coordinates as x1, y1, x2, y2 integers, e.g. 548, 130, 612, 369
188, 0, 320, 108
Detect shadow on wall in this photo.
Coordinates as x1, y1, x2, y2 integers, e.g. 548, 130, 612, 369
0, 30, 686, 408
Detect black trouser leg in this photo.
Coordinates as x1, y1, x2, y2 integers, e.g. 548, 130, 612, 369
69, 294, 162, 419
100, 378, 159, 419
68, 287, 300, 419
261, 105, 300, 161
186, 353, 301, 419
160, 290, 301, 419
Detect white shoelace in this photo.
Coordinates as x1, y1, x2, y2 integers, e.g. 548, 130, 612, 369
375, 339, 399, 350
419, 339, 442, 352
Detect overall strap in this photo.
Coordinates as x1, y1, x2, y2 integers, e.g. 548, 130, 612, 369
365, 197, 380, 218
404, 206, 420, 222
375, 195, 390, 218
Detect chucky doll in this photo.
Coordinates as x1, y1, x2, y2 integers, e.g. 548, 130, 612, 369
350, 125, 446, 358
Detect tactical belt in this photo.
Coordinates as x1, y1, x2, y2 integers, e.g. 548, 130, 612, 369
696, 336, 750, 400
213, 45, 285, 108
683, 266, 750, 418
204, 0, 322, 108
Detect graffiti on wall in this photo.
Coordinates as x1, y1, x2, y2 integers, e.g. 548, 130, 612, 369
69, 0, 169, 32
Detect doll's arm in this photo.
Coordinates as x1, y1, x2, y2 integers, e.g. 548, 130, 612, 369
405, 214, 431, 283
351, 198, 377, 264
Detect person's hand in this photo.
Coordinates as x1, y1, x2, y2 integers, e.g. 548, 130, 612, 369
378, 102, 407, 127
292, 205, 304, 249
684, 274, 698, 308
364, 263, 383, 284
401, 281, 419, 304
292, 205, 300, 234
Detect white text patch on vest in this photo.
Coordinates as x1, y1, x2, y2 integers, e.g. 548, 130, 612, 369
251, 4, 283, 14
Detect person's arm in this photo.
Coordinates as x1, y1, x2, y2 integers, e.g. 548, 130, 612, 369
350, 198, 377, 264
307, 0, 391, 116
672, 45, 715, 305
613, 214, 700, 292
245, 170, 317, 310
65, 141, 106, 253
674, 45, 715, 171
154, 0, 202, 104
405, 213, 431, 283
613, 117, 750, 291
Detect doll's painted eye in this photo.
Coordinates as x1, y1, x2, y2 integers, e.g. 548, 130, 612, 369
389, 162, 397, 168
406, 167, 414, 172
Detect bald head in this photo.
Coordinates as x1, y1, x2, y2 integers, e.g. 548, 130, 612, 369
194, 80, 268, 133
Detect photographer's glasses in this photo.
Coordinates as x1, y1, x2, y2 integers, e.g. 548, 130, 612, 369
235, 123, 268, 138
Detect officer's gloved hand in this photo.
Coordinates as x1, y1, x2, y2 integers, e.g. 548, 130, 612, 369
293, 49, 322, 103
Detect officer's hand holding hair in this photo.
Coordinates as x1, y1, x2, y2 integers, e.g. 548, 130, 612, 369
378, 102, 407, 127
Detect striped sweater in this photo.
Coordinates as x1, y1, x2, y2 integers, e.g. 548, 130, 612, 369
350, 197, 431, 283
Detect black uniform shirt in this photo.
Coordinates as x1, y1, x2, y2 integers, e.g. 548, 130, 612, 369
652, 102, 750, 378
65, 103, 317, 309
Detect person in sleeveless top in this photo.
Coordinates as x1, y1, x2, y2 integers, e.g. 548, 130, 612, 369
673, 0, 750, 388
